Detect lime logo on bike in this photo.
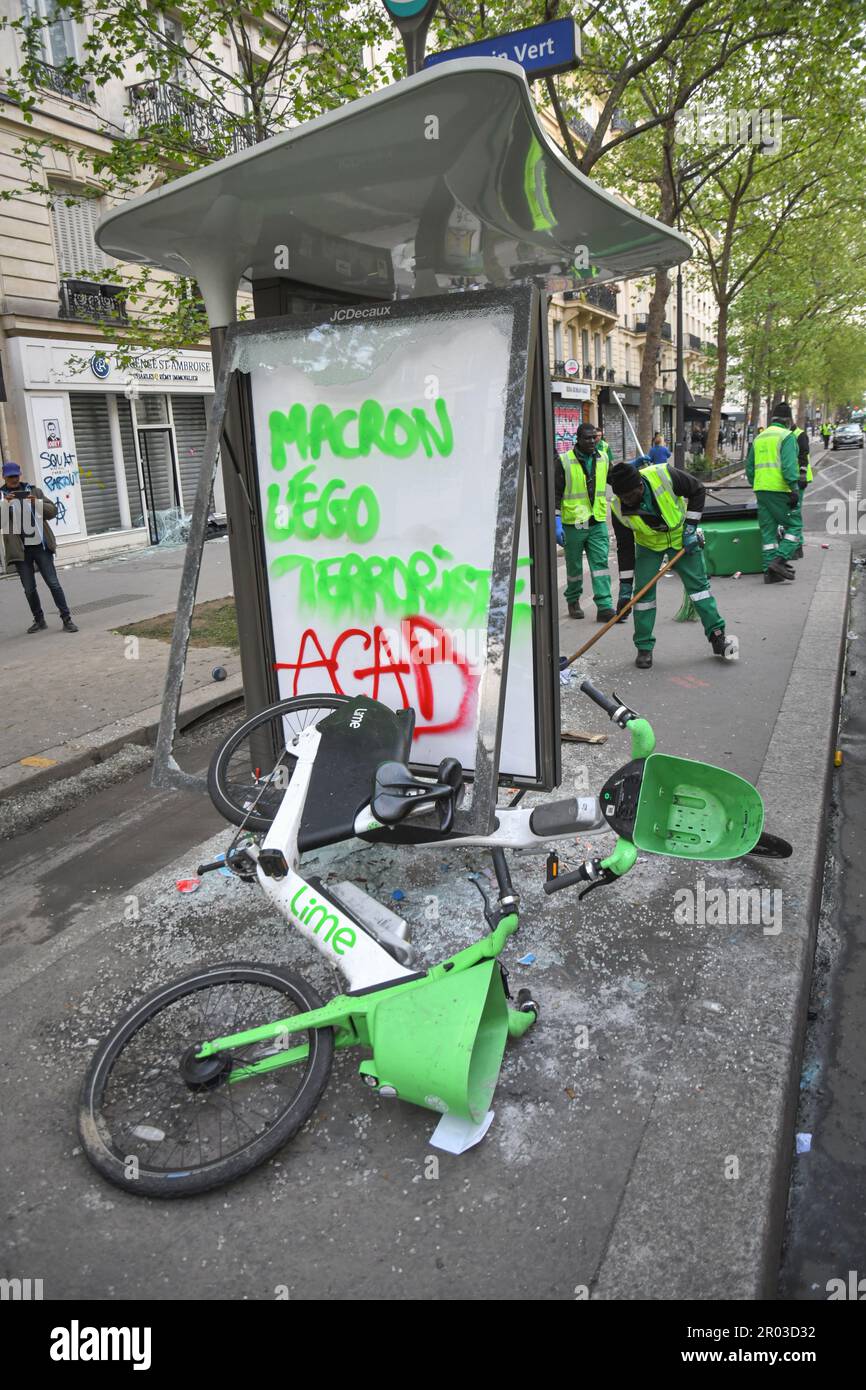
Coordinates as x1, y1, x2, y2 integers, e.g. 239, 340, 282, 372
290, 883, 356, 955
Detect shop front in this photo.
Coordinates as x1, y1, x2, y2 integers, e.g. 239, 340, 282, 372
4, 337, 218, 563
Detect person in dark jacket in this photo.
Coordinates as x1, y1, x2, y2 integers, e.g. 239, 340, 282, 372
609, 458, 733, 670
1, 462, 78, 632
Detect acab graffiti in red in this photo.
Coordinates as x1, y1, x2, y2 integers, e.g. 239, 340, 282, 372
273, 615, 478, 736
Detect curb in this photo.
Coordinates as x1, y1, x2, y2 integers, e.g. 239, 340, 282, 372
592, 542, 851, 1299
0, 673, 245, 803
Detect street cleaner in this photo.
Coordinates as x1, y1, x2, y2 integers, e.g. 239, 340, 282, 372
554, 421, 616, 622
744, 401, 801, 583
608, 458, 734, 671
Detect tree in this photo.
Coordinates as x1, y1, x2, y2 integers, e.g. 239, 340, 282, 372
0, 1, 393, 353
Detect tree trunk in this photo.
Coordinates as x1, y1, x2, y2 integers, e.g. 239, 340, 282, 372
748, 303, 773, 428
705, 303, 729, 465
638, 271, 671, 450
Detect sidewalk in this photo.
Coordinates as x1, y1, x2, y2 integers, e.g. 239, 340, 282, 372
0, 523, 849, 1300
0, 541, 240, 799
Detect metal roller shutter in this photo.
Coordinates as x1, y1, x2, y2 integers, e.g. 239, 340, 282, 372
117, 397, 145, 528
170, 394, 210, 511
69, 393, 122, 535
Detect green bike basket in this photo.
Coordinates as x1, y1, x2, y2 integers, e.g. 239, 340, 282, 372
367, 959, 509, 1122
632, 753, 764, 860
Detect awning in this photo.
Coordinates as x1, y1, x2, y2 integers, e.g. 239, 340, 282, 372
96, 59, 692, 326
683, 382, 712, 419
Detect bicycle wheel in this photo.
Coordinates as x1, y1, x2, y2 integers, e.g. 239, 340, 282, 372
79, 963, 334, 1199
208, 693, 351, 831
746, 830, 793, 859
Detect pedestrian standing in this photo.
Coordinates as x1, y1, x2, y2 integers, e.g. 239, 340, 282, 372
0, 461, 78, 632
648, 433, 671, 465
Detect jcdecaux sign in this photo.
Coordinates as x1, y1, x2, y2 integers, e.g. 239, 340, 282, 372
424, 17, 581, 81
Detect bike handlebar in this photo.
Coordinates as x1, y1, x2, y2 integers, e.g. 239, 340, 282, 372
576, 676, 638, 729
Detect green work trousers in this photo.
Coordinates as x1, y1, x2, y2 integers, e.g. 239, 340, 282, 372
633, 545, 724, 651
756, 490, 801, 570
563, 521, 612, 610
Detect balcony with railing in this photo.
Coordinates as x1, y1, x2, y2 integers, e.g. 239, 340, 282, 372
635, 317, 673, 341
58, 278, 128, 324
33, 59, 94, 103
127, 81, 256, 156
688, 333, 703, 351
563, 282, 619, 315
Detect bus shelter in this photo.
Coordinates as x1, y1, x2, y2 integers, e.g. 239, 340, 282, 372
97, 58, 691, 832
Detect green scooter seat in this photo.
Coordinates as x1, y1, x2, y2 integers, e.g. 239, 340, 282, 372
633, 753, 764, 860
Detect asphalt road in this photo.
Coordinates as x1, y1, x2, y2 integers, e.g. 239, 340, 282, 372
0, 437, 856, 1302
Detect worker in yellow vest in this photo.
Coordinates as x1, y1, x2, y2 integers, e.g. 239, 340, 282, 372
609, 459, 733, 670
554, 422, 615, 622
745, 401, 801, 582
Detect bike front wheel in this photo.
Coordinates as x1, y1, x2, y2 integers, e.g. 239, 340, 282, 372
79, 963, 334, 1198
208, 693, 351, 831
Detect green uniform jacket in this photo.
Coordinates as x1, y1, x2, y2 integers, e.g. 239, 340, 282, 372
744, 429, 799, 491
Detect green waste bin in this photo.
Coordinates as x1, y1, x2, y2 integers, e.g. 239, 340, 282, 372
702, 517, 763, 576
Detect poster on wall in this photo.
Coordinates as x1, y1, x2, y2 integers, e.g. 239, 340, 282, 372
28, 395, 83, 539
553, 399, 588, 454
239, 290, 548, 786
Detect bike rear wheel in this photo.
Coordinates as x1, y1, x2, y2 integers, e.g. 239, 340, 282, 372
746, 830, 793, 858
79, 963, 334, 1198
208, 694, 350, 831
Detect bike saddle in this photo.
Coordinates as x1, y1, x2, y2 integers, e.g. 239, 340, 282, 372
372, 757, 463, 833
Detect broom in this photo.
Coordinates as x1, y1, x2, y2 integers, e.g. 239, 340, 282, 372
609, 390, 697, 622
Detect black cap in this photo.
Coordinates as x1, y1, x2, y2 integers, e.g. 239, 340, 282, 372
609, 462, 643, 496
772, 401, 793, 422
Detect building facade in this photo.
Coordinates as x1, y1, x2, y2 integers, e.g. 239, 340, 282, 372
0, 1, 281, 561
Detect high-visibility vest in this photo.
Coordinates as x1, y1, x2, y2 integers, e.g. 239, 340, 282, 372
598, 439, 612, 463
792, 426, 813, 483
752, 424, 792, 492
561, 449, 608, 525
610, 463, 686, 551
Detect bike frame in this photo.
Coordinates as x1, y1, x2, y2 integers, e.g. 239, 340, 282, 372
194, 709, 658, 1082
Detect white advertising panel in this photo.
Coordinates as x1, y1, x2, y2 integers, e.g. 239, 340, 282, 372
245, 297, 539, 779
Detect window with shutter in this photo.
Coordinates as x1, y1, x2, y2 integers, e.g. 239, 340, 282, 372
50, 189, 110, 278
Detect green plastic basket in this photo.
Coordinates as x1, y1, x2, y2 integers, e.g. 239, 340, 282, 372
366, 959, 509, 1122
633, 753, 764, 860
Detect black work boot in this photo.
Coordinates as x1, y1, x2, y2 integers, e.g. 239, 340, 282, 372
635, 650, 653, 670
568, 601, 584, 619
709, 628, 731, 658
767, 557, 795, 582
27, 618, 47, 633
596, 607, 616, 623
62, 618, 79, 633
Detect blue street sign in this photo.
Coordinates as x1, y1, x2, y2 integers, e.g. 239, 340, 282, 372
424, 17, 581, 81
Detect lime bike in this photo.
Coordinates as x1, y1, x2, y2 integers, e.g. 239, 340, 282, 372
78, 680, 792, 1197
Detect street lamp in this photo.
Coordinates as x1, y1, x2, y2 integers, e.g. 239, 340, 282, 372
381, 1, 440, 75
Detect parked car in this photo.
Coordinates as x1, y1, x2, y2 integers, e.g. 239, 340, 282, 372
832, 423, 864, 451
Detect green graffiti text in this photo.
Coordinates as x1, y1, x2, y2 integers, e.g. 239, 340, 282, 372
270, 543, 532, 631
269, 397, 454, 468
266, 465, 380, 544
